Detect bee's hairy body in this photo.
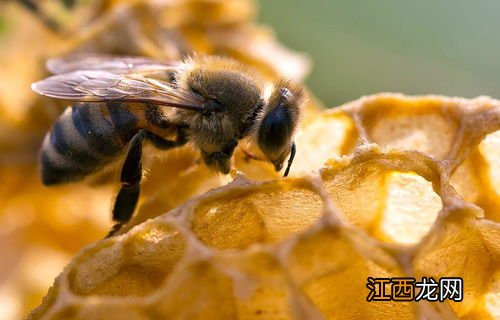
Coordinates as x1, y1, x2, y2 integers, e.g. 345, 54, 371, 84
41, 102, 184, 185
33, 54, 306, 237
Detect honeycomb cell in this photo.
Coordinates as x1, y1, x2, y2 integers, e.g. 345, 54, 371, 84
67, 222, 185, 297
479, 130, 500, 196
479, 131, 500, 197
449, 131, 500, 222
286, 225, 412, 319
322, 161, 386, 230
321, 148, 441, 243
377, 171, 442, 245
292, 110, 359, 174
149, 260, 237, 319
413, 212, 496, 317
191, 179, 324, 249
216, 251, 296, 318
358, 95, 460, 160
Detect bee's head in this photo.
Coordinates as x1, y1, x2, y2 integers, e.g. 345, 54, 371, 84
257, 80, 306, 176
181, 56, 264, 145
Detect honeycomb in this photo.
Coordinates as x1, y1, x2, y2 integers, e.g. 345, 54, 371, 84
0, 0, 311, 317
27, 93, 500, 319
0, 1, 498, 319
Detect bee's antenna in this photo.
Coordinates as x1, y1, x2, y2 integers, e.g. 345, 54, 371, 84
283, 142, 296, 177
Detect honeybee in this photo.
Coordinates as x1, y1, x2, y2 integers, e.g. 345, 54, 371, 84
32, 54, 306, 236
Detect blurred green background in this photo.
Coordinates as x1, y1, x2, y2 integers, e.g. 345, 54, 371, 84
259, 0, 500, 107
2, 0, 499, 107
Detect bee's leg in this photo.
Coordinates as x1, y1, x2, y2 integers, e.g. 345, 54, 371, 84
106, 129, 188, 238
202, 139, 238, 174
143, 128, 188, 150
107, 131, 146, 238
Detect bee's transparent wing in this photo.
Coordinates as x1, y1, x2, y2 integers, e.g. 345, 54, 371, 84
46, 54, 181, 75
32, 70, 203, 111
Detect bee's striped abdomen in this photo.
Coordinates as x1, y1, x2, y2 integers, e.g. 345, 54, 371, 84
41, 103, 139, 185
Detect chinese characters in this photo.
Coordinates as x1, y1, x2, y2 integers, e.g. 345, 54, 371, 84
366, 277, 463, 302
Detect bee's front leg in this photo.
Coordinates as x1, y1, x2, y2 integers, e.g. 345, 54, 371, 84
201, 139, 238, 174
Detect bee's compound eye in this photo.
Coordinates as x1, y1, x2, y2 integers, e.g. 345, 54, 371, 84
257, 102, 293, 167
259, 104, 290, 149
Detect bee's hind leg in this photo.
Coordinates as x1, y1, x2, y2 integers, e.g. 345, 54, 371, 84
106, 131, 146, 238
106, 129, 188, 238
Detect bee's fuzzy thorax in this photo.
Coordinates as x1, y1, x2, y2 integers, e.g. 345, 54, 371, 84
173, 55, 268, 148
176, 55, 265, 91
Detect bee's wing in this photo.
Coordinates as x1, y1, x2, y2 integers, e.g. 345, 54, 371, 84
32, 70, 203, 111
46, 54, 181, 75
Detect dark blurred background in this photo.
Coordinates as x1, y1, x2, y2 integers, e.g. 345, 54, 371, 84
259, 0, 500, 107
